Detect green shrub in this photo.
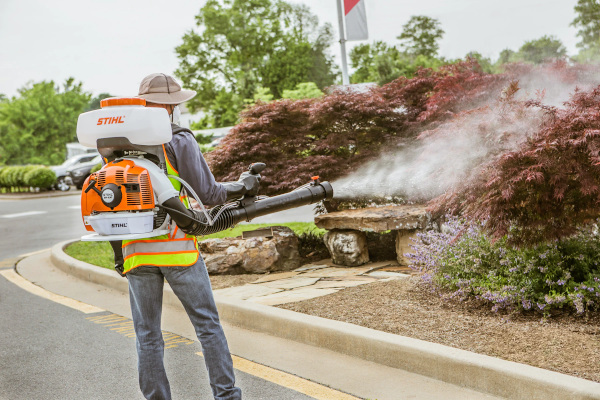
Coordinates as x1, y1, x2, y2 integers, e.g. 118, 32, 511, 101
298, 229, 329, 262
19, 165, 38, 185
0, 167, 8, 188
0, 165, 53, 190
24, 167, 56, 188
4, 167, 19, 187
199, 144, 215, 154
90, 163, 102, 173
408, 217, 600, 316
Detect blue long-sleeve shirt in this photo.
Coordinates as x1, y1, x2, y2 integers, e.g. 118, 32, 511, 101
164, 125, 227, 206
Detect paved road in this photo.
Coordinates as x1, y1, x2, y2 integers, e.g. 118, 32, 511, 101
247, 204, 317, 224
0, 273, 317, 400
0, 194, 86, 259
0, 195, 330, 400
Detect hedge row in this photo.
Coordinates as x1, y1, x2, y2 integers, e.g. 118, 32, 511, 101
0, 166, 56, 191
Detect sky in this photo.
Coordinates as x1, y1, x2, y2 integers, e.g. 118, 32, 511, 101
0, 0, 580, 99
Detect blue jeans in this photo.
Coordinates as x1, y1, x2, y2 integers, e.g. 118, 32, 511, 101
127, 256, 242, 400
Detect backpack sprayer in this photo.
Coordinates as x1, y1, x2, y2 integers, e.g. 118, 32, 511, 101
76, 97, 333, 241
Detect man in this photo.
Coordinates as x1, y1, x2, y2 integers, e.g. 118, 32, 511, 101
114, 73, 256, 400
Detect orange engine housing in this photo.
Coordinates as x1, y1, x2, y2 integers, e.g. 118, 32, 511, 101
81, 159, 155, 232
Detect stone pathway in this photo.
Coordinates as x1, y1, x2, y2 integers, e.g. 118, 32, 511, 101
214, 260, 412, 306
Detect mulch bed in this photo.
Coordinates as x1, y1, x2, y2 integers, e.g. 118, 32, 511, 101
277, 276, 600, 383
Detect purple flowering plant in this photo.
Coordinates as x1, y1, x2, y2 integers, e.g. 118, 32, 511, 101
407, 217, 600, 315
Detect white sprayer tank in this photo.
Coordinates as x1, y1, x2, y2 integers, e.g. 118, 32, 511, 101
77, 98, 175, 241
76, 99, 172, 147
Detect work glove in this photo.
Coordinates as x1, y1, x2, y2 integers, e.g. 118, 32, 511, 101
222, 171, 261, 201
109, 240, 126, 278
115, 263, 126, 278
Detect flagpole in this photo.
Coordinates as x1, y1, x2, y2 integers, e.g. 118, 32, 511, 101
336, 0, 350, 85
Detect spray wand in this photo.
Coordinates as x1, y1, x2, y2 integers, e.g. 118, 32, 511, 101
159, 163, 333, 237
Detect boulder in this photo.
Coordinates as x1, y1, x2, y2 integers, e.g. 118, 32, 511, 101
240, 237, 280, 274
323, 230, 369, 267
199, 226, 302, 275
396, 229, 418, 266
203, 249, 244, 275
315, 205, 439, 266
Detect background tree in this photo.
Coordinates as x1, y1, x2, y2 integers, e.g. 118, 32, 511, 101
513, 35, 567, 64
86, 92, 114, 111
496, 49, 515, 67
349, 41, 402, 84
0, 78, 90, 165
465, 52, 495, 73
397, 15, 444, 58
175, 0, 336, 128
281, 82, 323, 99
350, 16, 446, 85
572, 0, 600, 54
248, 87, 275, 104
260, 3, 337, 97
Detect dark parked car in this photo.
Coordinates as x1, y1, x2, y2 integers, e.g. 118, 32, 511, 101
50, 152, 99, 191
66, 154, 102, 190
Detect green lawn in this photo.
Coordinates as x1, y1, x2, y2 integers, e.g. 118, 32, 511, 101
64, 241, 115, 270
64, 222, 324, 269
200, 222, 324, 239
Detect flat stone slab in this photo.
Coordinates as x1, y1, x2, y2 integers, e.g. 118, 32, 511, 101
315, 205, 430, 232
251, 271, 300, 283
294, 263, 331, 272
301, 266, 374, 278
312, 279, 377, 289
375, 265, 414, 274
367, 271, 410, 279
260, 277, 321, 290
249, 287, 339, 306
327, 275, 386, 282
214, 284, 283, 300
216, 260, 406, 305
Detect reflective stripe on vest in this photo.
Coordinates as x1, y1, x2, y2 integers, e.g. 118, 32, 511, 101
121, 145, 198, 273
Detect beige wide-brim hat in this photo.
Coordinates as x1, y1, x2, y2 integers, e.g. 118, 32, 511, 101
137, 73, 196, 105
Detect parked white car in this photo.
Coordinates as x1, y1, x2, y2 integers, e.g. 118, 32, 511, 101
50, 153, 99, 191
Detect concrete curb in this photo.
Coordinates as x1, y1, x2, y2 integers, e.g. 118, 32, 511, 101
50, 240, 600, 400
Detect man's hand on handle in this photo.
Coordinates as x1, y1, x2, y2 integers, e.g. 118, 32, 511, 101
222, 163, 263, 201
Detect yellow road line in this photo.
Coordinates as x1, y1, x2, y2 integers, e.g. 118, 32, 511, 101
1, 266, 360, 399
0, 258, 20, 269
0, 269, 103, 314
196, 352, 360, 400
88, 313, 195, 348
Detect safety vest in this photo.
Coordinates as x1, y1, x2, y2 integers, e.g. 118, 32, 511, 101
121, 141, 199, 274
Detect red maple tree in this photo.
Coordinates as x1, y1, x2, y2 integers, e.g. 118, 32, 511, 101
208, 59, 503, 194
439, 85, 600, 244
209, 58, 600, 244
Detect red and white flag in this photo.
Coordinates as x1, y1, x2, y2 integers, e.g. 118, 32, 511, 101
344, 0, 368, 41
